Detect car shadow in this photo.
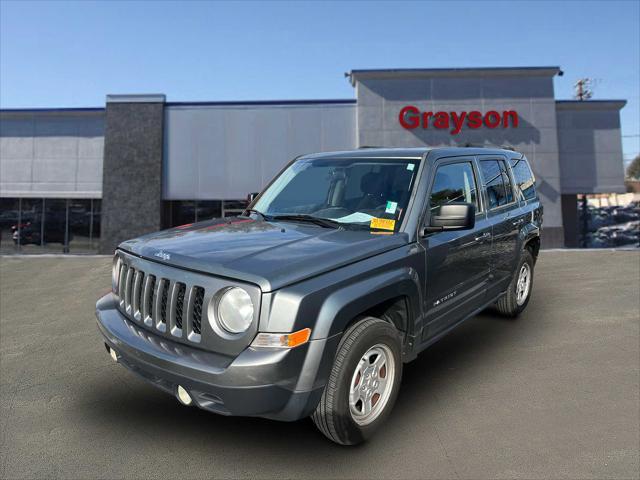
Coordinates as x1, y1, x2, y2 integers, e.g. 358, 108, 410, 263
77, 310, 523, 460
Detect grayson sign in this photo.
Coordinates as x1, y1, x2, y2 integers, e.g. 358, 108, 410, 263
398, 105, 519, 135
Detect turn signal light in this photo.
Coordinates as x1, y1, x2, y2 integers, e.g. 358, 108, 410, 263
252, 328, 311, 349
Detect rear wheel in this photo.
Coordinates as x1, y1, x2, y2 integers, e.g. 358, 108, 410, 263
495, 249, 534, 317
311, 317, 402, 445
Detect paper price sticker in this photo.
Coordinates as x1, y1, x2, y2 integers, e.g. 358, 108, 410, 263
370, 217, 396, 231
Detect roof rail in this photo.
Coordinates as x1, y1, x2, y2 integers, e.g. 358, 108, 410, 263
358, 145, 387, 149
461, 142, 516, 151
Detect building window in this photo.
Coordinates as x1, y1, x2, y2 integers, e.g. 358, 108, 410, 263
162, 199, 248, 228
0, 197, 101, 254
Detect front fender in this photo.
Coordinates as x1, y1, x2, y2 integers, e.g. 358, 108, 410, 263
259, 244, 423, 339
258, 244, 424, 392
313, 268, 421, 339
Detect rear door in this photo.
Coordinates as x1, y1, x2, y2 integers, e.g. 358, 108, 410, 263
478, 156, 521, 297
420, 157, 492, 340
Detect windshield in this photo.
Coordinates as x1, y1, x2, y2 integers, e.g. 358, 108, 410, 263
252, 157, 420, 232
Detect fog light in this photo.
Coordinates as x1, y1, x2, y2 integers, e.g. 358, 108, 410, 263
109, 347, 118, 362
177, 385, 193, 406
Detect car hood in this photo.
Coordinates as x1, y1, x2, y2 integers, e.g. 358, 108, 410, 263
118, 217, 408, 292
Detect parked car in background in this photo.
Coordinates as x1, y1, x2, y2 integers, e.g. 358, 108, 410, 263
11, 220, 69, 245
580, 201, 640, 248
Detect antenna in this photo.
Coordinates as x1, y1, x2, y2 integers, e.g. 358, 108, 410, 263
573, 78, 594, 101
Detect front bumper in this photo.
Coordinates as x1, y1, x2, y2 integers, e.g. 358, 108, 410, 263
95, 294, 339, 421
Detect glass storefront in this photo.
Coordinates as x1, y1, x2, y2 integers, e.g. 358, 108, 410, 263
578, 194, 639, 248
0, 198, 101, 254
162, 199, 247, 228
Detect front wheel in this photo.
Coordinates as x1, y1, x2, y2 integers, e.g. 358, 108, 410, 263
311, 317, 402, 445
495, 249, 535, 317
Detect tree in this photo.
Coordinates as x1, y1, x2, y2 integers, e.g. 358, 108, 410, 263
627, 155, 640, 180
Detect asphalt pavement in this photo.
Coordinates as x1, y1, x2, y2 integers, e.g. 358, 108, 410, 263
1, 251, 639, 479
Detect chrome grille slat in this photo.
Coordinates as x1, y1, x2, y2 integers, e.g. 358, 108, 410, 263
184, 286, 199, 342
132, 270, 144, 320
124, 267, 135, 314
113, 257, 122, 292
118, 263, 128, 307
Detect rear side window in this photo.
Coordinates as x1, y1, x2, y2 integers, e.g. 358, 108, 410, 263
480, 159, 514, 209
429, 162, 479, 213
509, 158, 536, 201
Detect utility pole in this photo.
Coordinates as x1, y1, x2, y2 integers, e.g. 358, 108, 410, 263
574, 78, 594, 101
574, 78, 595, 247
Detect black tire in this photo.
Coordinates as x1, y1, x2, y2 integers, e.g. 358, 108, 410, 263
311, 316, 402, 445
495, 249, 535, 317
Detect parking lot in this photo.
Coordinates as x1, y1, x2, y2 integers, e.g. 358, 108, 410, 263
1, 251, 639, 479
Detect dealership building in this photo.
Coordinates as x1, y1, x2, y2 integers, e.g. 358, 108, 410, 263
0, 66, 627, 254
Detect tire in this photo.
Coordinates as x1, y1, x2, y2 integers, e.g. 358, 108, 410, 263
311, 316, 402, 445
495, 249, 535, 317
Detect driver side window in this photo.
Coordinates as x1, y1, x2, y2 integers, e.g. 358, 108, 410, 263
429, 162, 479, 213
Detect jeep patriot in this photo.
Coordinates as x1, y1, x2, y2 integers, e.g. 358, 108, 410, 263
95, 147, 541, 445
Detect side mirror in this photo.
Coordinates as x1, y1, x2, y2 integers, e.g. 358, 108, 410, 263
422, 203, 475, 235
247, 192, 259, 203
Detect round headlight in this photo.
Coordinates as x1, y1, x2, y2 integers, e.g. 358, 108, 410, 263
216, 287, 254, 334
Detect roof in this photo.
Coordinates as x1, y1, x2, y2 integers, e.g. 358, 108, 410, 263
166, 99, 356, 107
301, 146, 521, 160
0, 107, 104, 115
555, 100, 627, 111
106, 94, 166, 103
347, 66, 562, 86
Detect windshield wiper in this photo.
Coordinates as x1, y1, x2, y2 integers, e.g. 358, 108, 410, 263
244, 208, 269, 220
270, 214, 342, 229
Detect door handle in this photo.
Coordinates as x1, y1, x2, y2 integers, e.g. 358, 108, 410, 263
474, 232, 490, 242
512, 218, 524, 227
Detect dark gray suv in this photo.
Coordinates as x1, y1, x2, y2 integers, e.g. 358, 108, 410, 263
95, 147, 541, 445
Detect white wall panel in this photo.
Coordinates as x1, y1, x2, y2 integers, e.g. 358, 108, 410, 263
0, 111, 104, 198
163, 103, 356, 200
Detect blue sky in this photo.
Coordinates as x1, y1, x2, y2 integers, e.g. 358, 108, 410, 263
1, 0, 638, 162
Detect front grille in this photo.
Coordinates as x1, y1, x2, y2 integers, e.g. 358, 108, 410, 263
115, 262, 207, 344
192, 286, 205, 335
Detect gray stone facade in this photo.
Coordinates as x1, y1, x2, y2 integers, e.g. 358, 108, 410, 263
350, 67, 567, 247
556, 101, 626, 194
99, 95, 165, 254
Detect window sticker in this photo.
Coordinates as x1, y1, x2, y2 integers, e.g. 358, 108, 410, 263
334, 212, 374, 223
385, 201, 398, 214
406, 163, 415, 171
370, 217, 396, 231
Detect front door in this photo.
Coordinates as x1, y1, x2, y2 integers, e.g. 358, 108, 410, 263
420, 158, 492, 341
